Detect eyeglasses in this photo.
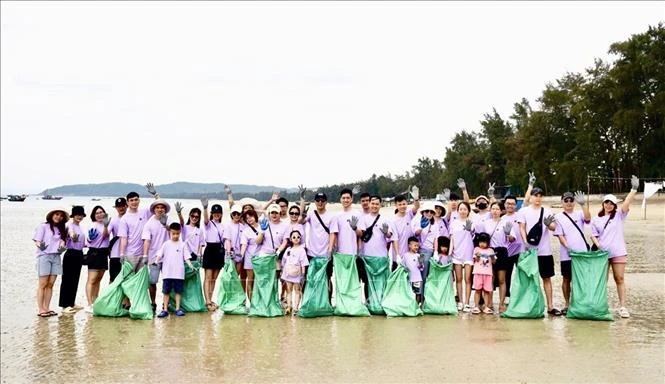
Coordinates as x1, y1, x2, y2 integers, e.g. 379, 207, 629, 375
563, 198, 574, 203
289, 212, 300, 216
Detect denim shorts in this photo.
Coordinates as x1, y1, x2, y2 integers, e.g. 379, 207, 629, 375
36, 253, 62, 276
162, 278, 184, 294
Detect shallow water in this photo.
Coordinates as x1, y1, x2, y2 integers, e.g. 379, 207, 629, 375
2, 197, 664, 382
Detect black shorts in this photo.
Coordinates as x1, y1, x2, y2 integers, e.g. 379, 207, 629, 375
494, 247, 513, 271
162, 278, 184, 294
86, 247, 109, 270
537, 255, 555, 279
411, 281, 422, 295
202, 242, 224, 270
560, 260, 572, 279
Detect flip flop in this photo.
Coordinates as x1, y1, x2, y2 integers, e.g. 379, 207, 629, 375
37, 312, 49, 317
47, 310, 58, 317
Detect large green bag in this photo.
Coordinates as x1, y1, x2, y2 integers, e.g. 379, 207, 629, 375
567, 250, 613, 321
217, 260, 247, 315
298, 257, 334, 318
422, 260, 457, 315
501, 249, 545, 319
93, 261, 132, 317
121, 265, 154, 320
380, 266, 423, 317
333, 253, 370, 317
169, 260, 207, 313
249, 255, 283, 317
362, 256, 390, 315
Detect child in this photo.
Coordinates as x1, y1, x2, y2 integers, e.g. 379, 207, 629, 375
280, 230, 309, 315
472, 232, 495, 314
402, 236, 424, 305
434, 236, 452, 265
156, 223, 192, 318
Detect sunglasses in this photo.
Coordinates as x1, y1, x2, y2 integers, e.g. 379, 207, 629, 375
315, 198, 326, 202
563, 198, 574, 203
231, 212, 241, 216
289, 212, 300, 216
190, 215, 200, 219
270, 211, 280, 215
291, 235, 301, 240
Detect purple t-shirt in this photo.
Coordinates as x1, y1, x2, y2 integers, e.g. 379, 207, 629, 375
434, 254, 452, 265
280, 246, 309, 283
241, 225, 260, 269
554, 210, 589, 261
33, 223, 64, 256
359, 213, 396, 257
411, 215, 439, 252
87, 222, 110, 248
205, 220, 225, 244
478, 217, 515, 250
257, 220, 289, 255
392, 210, 415, 261
141, 215, 176, 263
223, 222, 245, 255
157, 240, 190, 280
182, 224, 205, 257
330, 209, 365, 255
591, 210, 628, 258
450, 218, 475, 263
434, 217, 450, 238
402, 251, 423, 283
517, 205, 554, 256
304, 209, 333, 257
118, 208, 151, 256
65, 222, 85, 250
108, 216, 123, 258
503, 212, 523, 257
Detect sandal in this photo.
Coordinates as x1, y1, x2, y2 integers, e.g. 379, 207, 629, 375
548, 308, 562, 316
46, 310, 57, 317
37, 312, 50, 318
483, 307, 494, 314
471, 307, 481, 314
561, 307, 568, 316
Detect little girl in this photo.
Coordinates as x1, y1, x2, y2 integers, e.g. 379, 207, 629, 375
434, 236, 452, 265
402, 236, 424, 305
280, 230, 309, 315
472, 232, 495, 314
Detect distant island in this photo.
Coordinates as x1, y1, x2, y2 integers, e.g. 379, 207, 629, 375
40, 182, 298, 200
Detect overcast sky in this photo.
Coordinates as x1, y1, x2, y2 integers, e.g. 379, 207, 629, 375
1, 1, 663, 195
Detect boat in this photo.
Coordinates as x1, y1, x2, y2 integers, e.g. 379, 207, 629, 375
42, 192, 63, 200
7, 194, 27, 202
91, 198, 101, 201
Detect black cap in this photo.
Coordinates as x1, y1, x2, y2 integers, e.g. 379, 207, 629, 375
561, 191, 575, 200
314, 192, 327, 201
211, 204, 223, 213
531, 187, 544, 196
114, 197, 128, 207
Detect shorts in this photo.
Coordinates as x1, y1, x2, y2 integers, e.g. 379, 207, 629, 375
122, 255, 147, 271
86, 247, 109, 270
452, 258, 474, 266
473, 274, 493, 292
149, 264, 161, 285
162, 278, 184, 294
411, 281, 422, 295
537, 255, 555, 279
560, 260, 572, 279
494, 247, 513, 271
36, 253, 62, 276
609, 255, 628, 264
202, 242, 225, 270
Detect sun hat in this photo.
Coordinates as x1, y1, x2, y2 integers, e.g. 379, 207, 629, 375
475, 195, 489, 204
420, 201, 436, 213
149, 199, 171, 214
46, 208, 69, 222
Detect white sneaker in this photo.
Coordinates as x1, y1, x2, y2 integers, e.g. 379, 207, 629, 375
62, 306, 76, 314
84, 305, 93, 314
463, 304, 471, 313
457, 302, 464, 311
503, 297, 510, 305
618, 307, 630, 318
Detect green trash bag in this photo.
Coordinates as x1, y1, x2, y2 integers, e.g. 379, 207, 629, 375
501, 249, 545, 319
567, 250, 613, 321
249, 255, 283, 317
93, 261, 132, 317
121, 265, 154, 320
168, 261, 207, 313
298, 257, 334, 318
217, 260, 247, 315
423, 260, 458, 315
333, 253, 370, 317
380, 266, 423, 317
362, 256, 390, 315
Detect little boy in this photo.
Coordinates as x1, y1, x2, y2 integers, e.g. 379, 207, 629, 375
402, 236, 424, 305
155, 223, 192, 318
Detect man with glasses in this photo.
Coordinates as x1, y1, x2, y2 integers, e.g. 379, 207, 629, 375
303, 192, 335, 300
108, 197, 128, 282
276, 197, 289, 222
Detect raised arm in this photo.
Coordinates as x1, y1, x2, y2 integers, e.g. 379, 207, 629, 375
622, 175, 639, 214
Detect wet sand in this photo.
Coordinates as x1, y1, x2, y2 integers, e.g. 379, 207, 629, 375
1, 196, 664, 383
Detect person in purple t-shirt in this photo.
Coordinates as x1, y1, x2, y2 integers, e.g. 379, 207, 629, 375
59, 205, 87, 314
107, 197, 128, 283
402, 236, 424, 305
201, 198, 225, 311
590, 175, 639, 318
33, 208, 68, 317
83, 205, 111, 313
156, 223, 193, 318
390, 188, 420, 270
280, 230, 309, 315
330, 188, 365, 299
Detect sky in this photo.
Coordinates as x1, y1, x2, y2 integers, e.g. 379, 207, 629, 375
1, 1, 663, 195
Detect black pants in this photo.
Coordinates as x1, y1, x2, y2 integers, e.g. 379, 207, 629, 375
109, 258, 122, 283
505, 255, 519, 298
355, 257, 369, 301
59, 249, 83, 308
326, 257, 334, 300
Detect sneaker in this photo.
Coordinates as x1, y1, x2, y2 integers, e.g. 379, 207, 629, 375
157, 310, 169, 318
463, 304, 472, 313
618, 307, 630, 318
175, 309, 186, 317
456, 302, 464, 311
84, 305, 93, 314
62, 306, 77, 314
72, 304, 84, 310
503, 297, 510, 305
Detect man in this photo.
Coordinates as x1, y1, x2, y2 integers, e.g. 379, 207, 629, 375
518, 187, 562, 316
276, 197, 289, 222
553, 191, 591, 315
359, 192, 371, 216
108, 197, 128, 282
330, 188, 365, 299
142, 200, 176, 312
303, 192, 335, 298
501, 195, 523, 304
391, 188, 420, 270
118, 191, 153, 272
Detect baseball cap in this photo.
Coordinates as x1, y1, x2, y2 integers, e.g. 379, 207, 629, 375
314, 192, 328, 201
602, 194, 618, 205
531, 187, 544, 196
114, 197, 128, 207
230, 204, 242, 214
561, 192, 575, 200
268, 204, 281, 213
211, 204, 223, 214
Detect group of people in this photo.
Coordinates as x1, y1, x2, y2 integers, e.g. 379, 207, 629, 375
33, 174, 639, 319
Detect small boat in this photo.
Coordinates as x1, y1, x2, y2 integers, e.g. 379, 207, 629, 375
42, 194, 63, 200
7, 194, 27, 202
91, 198, 101, 201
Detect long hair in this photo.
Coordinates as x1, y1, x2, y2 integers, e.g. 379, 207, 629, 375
187, 208, 202, 228
46, 211, 68, 241
598, 203, 617, 220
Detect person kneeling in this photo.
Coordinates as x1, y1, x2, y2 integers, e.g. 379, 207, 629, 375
156, 223, 192, 318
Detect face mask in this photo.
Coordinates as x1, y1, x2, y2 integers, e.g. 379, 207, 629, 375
477, 202, 488, 210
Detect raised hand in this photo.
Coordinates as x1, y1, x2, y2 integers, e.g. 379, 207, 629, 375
443, 188, 451, 200
200, 197, 209, 209
145, 182, 158, 196
102, 213, 110, 227
463, 219, 473, 232
302, 204, 310, 218
380, 222, 390, 235
488, 182, 496, 197
38, 241, 47, 251
410, 185, 420, 200
631, 175, 639, 191
159, 215, 168, 226
543, 214, 555, 227
259, 218, 269, 231
503, 221, 513, 235
457, 178, 466, 190
420, 216, 429, 229
348, 215, 359, 230
88, 228, 100, 241
574, 191, 586, 206
271, 191, 279, 202
224, 185, 233, 195
528, 172, 536, 187
298, 184, 307, 200
352, 186, 361, 195
174, 201, 183, 214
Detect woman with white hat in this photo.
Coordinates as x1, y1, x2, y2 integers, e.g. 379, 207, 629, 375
590, 175, 640, 318
33, 208, 68, 317
59, 205, 87, 314
411, 202, 440, 296
224, 204, 246, 277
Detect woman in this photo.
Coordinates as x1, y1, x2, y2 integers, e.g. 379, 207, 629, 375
481, 202, 516, 313
202, 200, 225, 311
240, 210, 263, 302
84, 205, 111, 313
180, 207, 205, 261
449, 202, 476, 312
59, 206, 87, 314
224, 205, 246, 279
412, 202, 439, 296
591, 175, 639, 318
33, 208, 68, 317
